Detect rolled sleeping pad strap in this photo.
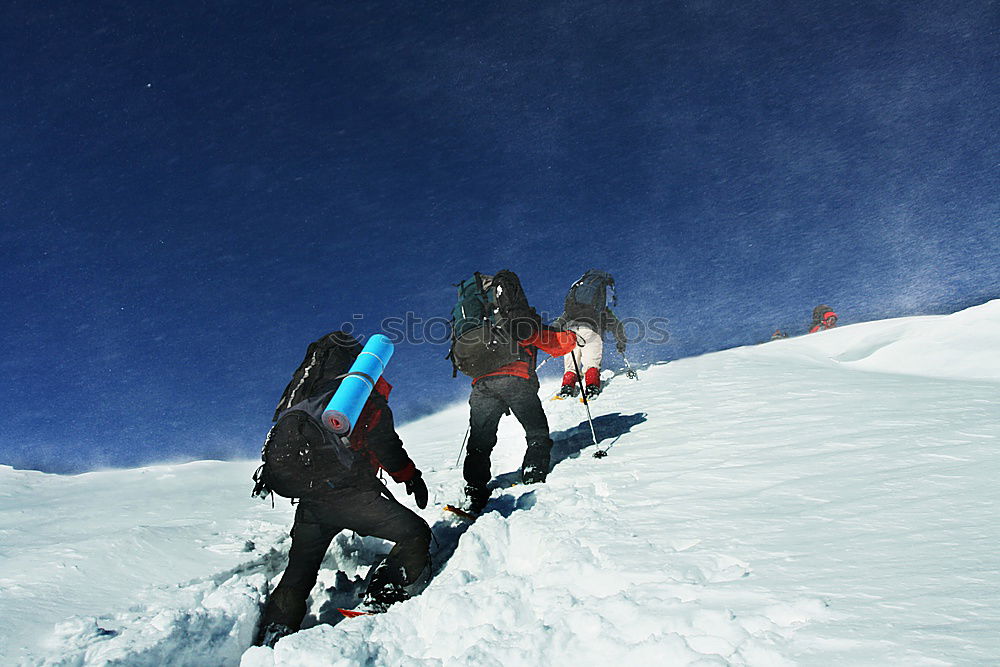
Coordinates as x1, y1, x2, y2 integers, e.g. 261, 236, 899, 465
322, 334, 395, 434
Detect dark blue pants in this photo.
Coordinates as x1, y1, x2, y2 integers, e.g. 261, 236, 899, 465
264, 486, 430, 629
464, 375, 553, 488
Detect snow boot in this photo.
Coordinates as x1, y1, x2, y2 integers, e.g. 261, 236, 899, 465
559, 372, 579, 398
520, 441, 551, 484
256, 621, 296, 648
354, 560, 407, 613
359, 581, 410, 614
521, 464, 548, 484
464, 483, 490, 513
256, 585, 306, 647
583, 367, 601, 399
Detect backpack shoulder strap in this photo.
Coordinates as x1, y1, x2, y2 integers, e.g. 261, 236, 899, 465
273, 341, 323, 421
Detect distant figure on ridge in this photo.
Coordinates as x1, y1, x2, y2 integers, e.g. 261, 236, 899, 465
448, 270, 576, 513
809, 305, 838, 333
252, 331, 430, 647
771, 329, 789, 340
552, 269, 627, 399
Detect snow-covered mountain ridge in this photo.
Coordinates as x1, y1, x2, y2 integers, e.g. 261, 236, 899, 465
2, 300, 998, 665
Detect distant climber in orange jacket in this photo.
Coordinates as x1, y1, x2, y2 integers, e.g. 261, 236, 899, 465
809, 305, 838, 333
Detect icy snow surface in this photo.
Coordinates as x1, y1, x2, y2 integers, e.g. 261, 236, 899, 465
2, 301, 998, 666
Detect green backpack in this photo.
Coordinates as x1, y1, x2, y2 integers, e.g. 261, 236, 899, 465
448, 271, 538, 378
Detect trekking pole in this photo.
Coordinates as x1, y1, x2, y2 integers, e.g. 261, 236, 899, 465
594, 432, 625, 458
570, 352, 600, 453
454, 424, 470, 468
622, 355, 639, 380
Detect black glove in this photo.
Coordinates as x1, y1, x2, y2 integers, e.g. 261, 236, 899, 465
405, 473, 428, 509
616, 342, 626, 355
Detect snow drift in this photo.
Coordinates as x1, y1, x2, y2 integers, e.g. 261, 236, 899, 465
2, 300, 998, 665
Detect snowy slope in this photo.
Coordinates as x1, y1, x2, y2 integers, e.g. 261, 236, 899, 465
2, 300, 999, 666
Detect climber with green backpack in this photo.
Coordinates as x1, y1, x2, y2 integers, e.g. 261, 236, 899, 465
448, 270, 577, 513
552, 269, 628, 400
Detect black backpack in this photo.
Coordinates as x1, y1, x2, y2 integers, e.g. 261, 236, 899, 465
448, 270, 539, 378
566, 270, 616, 314
252, 331, 366, 499
255, 390, 363, 498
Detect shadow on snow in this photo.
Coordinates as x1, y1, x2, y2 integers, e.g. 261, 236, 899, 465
427, 411, 647, 578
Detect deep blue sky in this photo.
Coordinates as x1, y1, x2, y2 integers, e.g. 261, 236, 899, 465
2, 1, 997, 473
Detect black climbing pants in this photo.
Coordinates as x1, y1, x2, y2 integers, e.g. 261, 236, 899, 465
464, 374, 553, 488
263, 485, 431, 629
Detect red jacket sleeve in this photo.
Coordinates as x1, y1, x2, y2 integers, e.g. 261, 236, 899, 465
521, 328, 577, 358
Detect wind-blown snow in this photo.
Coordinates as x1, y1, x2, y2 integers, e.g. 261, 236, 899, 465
2, 301, 998, 665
